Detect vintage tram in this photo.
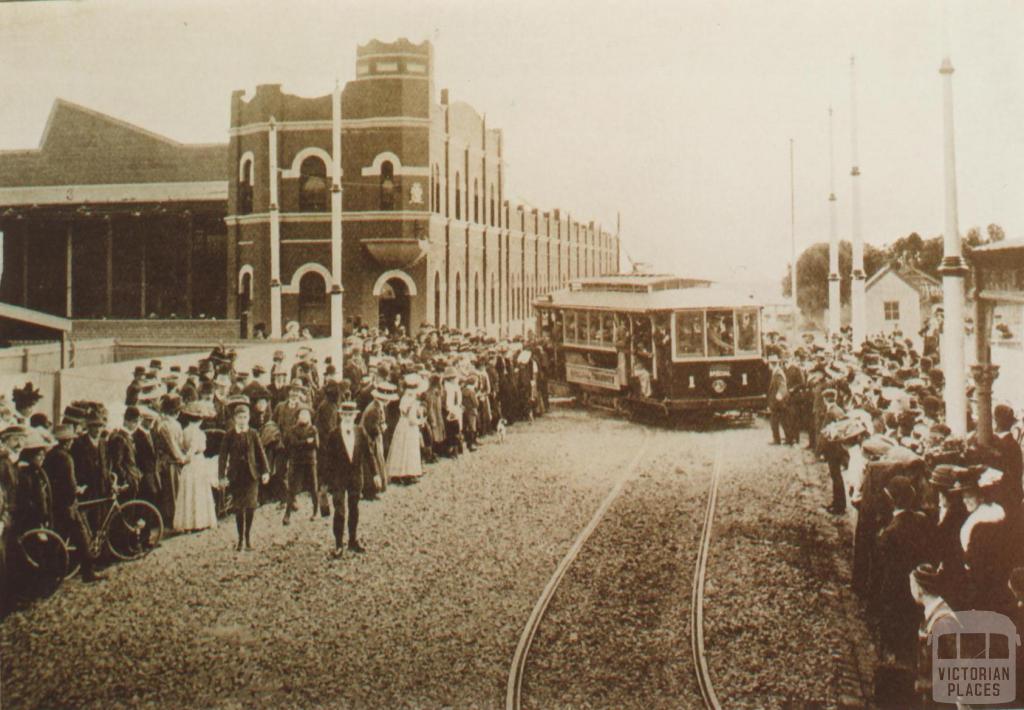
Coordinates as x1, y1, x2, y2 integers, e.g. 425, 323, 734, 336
534, 274, 769, 419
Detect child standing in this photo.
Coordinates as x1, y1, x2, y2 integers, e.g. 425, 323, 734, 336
218, 401, 270, 551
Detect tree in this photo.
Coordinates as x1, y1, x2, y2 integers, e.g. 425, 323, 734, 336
782, 224, 1007, 319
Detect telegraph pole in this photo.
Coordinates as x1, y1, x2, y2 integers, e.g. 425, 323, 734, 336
939, 3, 968, 435
849, 57, 866, 347
827, 106, 840, 337
790, 138, 798, 343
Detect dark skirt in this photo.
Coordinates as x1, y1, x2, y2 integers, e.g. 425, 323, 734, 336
229, 476, 259, 511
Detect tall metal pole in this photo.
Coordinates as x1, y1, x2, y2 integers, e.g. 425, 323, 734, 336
268, 117, 282, 339
827, 106, 841, 337
789, 139, 798, 343
330, 79, 345, 369
849, 57, 866, 347
939, 2, 968, 435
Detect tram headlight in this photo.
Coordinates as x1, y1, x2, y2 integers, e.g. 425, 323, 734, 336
711, 378, 727, 394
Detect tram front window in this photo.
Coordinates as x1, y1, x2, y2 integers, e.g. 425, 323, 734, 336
737, 307, 759, 353
674, 311, 704, 358
707, 310, 735, 357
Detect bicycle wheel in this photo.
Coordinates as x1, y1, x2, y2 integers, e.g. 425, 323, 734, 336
107, 500, 164, 561
18, 528, 69, 582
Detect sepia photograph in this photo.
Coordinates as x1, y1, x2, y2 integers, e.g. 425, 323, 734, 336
0, 0, 1023, 707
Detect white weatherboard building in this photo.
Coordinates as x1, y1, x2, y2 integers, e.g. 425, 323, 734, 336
864, 264, 942, 351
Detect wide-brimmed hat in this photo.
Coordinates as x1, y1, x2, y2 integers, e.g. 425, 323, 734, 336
182, 400, 217, 420
929, 464, 964, 490
20, 429, 52, 453
911, 563, 944, 596
0, 424, 27, 440
339, 401, 358, 413
53, 423, 77, 441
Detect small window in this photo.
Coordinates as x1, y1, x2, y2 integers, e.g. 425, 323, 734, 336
380, 161, 396, 211
239, 159, 254, 215
674, 311, 705, 359
884, 301, 900, 321
736, 308, 760, 353
706, 310, 736, 357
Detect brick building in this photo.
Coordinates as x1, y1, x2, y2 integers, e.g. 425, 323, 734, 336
0, 37, 620, 342
226, 38, 620, 339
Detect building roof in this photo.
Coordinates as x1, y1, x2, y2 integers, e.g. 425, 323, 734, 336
865, 263, 941, 297
0, 99, 227, 204
571, 274, 713, 293
971, 238, 1024, 254
0, 302, 70, 333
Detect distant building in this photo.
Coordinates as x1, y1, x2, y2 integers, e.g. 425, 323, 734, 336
969, 239, 1024, 407
0, 100, 230, 340
864, 264, 942, 350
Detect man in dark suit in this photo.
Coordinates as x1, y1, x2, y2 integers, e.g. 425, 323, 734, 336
107, 407, 143, 501
325, 401, 364, 555
993, 404, 1023, 517
71, 414, 111, 531
133, 408, 160, 509
766, 352, 788, 445
876, 475, 932, 665
44, 424, 102, 583
782, 353, 806, 446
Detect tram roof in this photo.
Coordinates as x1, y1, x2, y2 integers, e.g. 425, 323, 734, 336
535, 285, 762, 312
570, 274, 713, 293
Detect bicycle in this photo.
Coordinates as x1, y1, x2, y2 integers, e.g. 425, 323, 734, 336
18, 485, 164, 583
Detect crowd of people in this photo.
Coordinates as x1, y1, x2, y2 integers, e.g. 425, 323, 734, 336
0, 324, 555, 612
767, 325, 1023, 708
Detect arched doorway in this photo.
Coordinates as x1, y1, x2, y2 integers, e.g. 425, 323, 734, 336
298, 271, 329, 336
378, 277, 411, 334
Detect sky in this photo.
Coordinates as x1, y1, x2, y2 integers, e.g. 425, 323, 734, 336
1, 0, 1022, 290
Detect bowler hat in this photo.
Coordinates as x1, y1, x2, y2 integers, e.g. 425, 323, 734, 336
911, 563, 944, 596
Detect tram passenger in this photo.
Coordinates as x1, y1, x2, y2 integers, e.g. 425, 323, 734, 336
707, 312, 735, 357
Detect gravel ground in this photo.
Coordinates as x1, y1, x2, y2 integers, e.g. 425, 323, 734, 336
704, 430, 875, 709
521, 424, 716, 710
1, 410, 645, 710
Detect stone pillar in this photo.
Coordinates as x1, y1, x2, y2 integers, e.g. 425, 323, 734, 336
972, 363, 999, 448
268, 118, 282, 339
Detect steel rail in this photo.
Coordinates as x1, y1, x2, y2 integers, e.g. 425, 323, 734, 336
690, 437, 725, 710
506, 436, 652, 710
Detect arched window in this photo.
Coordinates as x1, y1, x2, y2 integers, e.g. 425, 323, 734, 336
239, 159, 254, 215
434, 271, 441, 326
473, 179, 479, 223
455, 272, 462, 329
380, 160, 396, 210
473, 272, 480, 327
299, 156, 328, 212
455, 172, 461, 220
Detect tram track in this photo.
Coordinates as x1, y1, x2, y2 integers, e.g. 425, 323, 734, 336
506, 430, 728, 710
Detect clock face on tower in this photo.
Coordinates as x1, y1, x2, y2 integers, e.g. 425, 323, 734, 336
410, 182, 424, 205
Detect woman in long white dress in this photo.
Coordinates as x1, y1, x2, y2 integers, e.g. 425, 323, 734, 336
173, 403, 219, 531
386, 375, 424, 482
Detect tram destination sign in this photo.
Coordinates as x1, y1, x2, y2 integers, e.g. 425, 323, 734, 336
566, 364, 620, 390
